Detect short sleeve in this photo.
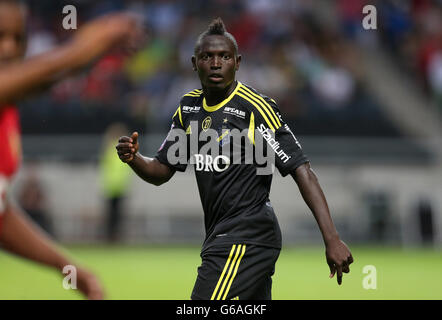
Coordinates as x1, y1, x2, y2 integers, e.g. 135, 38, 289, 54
252, 98, 308, 177
154, 105, 188, 172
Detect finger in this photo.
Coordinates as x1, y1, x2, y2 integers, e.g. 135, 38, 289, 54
117, 147, 133, 156
88, 284, 104, 300
116, 142, 133, 149
348, 254, 354, 265
120, 153, 133, 160
118, 136, 131, 143
118, 154, 132, 163
329, 263, 336, 278
337, 265, 343, 285
87, 284, 103, 300
343, 264, 350, 273
131, 132, 139, 144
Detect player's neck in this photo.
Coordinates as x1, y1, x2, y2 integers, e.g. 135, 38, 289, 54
203, 80, 237, 106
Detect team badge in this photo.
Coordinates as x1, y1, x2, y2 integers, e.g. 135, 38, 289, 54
202, 116, 212, 131
217, 118, 231, 147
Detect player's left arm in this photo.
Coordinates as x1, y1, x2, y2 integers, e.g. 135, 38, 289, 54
252, 93, 354, 285
291, 163, 354, 285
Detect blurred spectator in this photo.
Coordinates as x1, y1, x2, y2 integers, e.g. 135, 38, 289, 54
18, 165, 52, 235
376, 0, 442, 111
98, 123, 132, 242
18, 0, 408, 137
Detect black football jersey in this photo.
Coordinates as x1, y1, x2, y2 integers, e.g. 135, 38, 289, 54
155, 81, 308, 252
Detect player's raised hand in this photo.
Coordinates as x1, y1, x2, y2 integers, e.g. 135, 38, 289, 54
116, 132, 139, 163
325, 239, 353, 285
68, 13, 146, 67
75, 267, 104, 300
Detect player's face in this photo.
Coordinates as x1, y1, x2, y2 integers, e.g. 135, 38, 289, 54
0, 2, 26, 66
192, 35, 240, 91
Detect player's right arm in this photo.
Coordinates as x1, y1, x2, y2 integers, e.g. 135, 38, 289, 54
0, 204, 103, 299
0, 13, 142, 105
116, 132, 175, 186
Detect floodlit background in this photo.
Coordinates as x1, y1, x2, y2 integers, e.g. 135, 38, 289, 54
1, 0, 441, 299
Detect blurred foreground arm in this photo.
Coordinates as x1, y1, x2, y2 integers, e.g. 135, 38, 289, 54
0, 13, 143, 104
0, 205, 103, 299
291, 162, 353, 285
116, 132, 175, 186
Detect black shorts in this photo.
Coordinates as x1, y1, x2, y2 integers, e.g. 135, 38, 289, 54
191, 244, 280, 300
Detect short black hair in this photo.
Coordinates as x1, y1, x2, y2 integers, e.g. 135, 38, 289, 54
194, 17, 239, 55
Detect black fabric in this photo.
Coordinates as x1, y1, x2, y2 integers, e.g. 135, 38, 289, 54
155, 81, 308, 251
191, 244, 280, 300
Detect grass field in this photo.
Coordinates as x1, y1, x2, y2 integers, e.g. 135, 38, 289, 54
0, 245, 441, 300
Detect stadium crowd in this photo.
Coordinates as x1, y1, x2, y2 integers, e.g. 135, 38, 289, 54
20, 0, 439, 137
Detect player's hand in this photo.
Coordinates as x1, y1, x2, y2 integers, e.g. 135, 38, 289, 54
116, 132, 139, 163
76, 267, 104, 300
325, 239, 353, 285
69, 13, 146, 67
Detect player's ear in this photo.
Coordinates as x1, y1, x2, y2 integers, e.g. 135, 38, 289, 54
191, 56, 197, 71
235, 54, 242, 71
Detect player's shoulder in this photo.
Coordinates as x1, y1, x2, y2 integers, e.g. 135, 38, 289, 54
179, 88, 203, 105
236, 82, 279, 110
172, 88, 203, 125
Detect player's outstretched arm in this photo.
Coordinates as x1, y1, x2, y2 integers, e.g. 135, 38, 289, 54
0, 204, 103, 299
0, 13, 143, 105
116, 132, 175, 186
291, 162, 354, 285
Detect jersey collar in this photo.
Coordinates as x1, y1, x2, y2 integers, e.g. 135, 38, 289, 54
202, 81, 241, 112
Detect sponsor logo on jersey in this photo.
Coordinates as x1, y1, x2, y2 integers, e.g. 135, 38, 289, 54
223, 106, 246, 119
202, 116, 212, 131
257, 123, 291, 163
194, 154, 230, 172
182, 105, 201, 113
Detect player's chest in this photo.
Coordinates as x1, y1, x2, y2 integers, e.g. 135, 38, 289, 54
181, 104, 247, 138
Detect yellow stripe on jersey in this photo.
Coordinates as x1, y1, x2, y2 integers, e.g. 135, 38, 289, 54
183, 89, 203, 98
172, 105, 184, 127
240, 85, 281, 128
183, 93, 202, 97
248, 112, 255, 145
216, 245, 242, 300
222, 244, 246, 300
211, 245, 236, 300
237, 91, 276, 132
238, 88, 280, 130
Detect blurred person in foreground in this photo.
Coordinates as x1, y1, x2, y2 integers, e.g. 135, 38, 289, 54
18, 164, 52, 235
99, 123, 132, 242
117, 18, 353, 300
0, 0, 143, 299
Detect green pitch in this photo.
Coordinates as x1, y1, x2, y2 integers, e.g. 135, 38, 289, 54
0, 245, 441, 299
